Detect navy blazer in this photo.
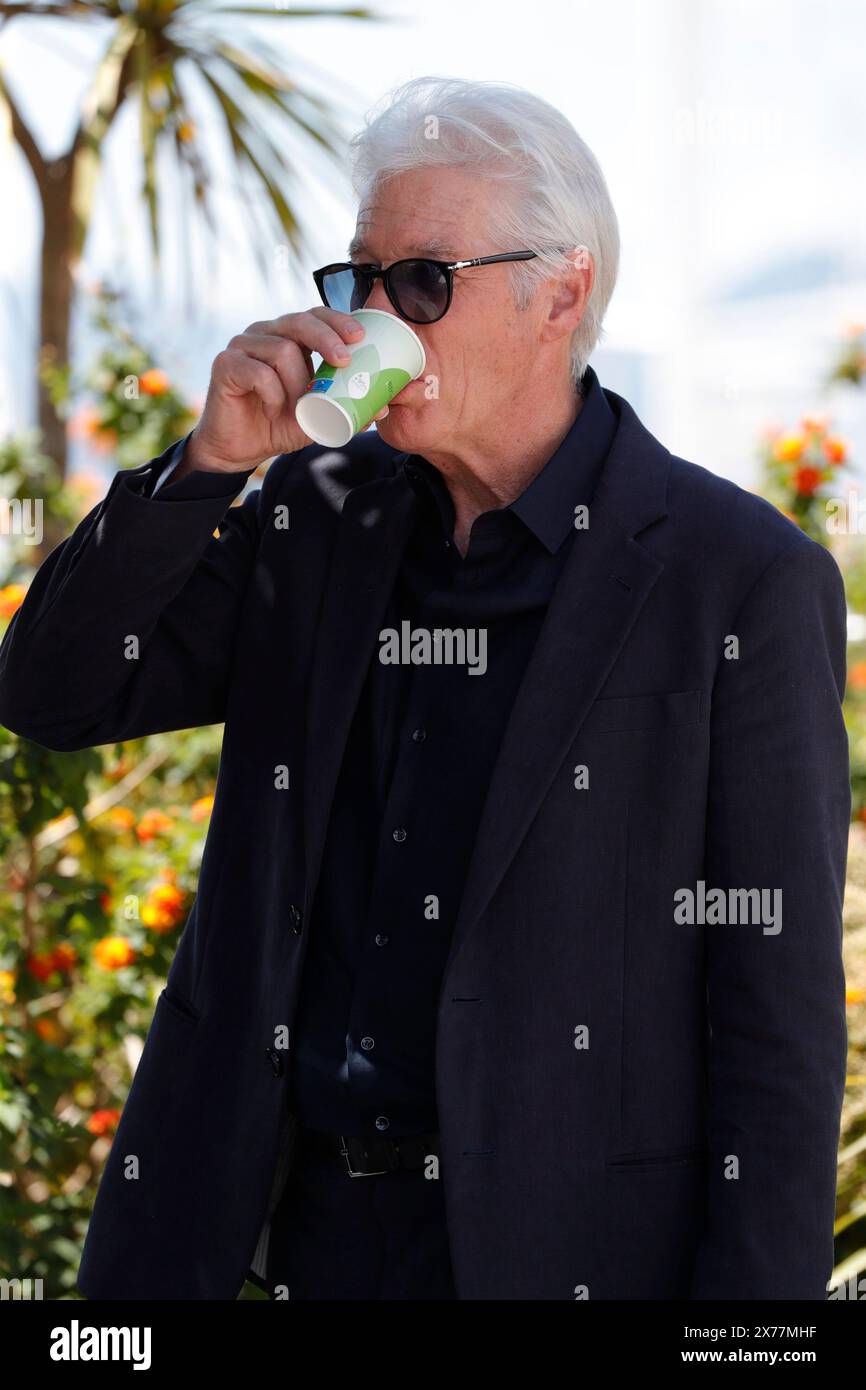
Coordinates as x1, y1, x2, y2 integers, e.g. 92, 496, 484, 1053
0, 381, 849, 1299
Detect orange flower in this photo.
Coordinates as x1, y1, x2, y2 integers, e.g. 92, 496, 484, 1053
0, 969, 16, 1005
86, 1108, 121, 1136
0, 584, 27, 620
140, 368, 170, 396
51, 942, 77, 973
34, 1017, 64, 1044
141, 882, 187, 933
89, 427, 118, 456
846, 986, 865, 1005
66, 404, 103, 440
848, 662, 866, 691
774, 435, 803, 463
93, 936, 136, 970
800, 413, 829, 435
26, 951, 58, 982
135, 808, 175, 842
190, 794, 215, 823
793, 466, 822, 496
823, 436, 846, 465
67, 470, 105, 510
177, 120, 196, 144
108, 806, 136, 830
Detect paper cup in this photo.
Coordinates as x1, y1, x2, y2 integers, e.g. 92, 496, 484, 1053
295, 308, 426, 448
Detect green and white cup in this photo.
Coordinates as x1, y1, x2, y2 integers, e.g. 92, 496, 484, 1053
295, 308, 426, 447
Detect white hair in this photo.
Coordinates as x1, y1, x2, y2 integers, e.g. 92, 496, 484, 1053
348, 76, 620, 383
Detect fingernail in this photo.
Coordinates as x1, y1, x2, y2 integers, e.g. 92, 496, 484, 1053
336, 349, 351, 360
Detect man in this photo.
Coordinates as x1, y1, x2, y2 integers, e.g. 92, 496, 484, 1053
0, 76, 849, 1300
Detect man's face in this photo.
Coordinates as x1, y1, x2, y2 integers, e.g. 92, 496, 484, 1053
350, 168, 545, 460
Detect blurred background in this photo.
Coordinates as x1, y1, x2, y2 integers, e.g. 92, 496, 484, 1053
0, 0, 865, 1299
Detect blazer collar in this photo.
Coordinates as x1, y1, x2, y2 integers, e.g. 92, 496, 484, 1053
443, 390, 671, 975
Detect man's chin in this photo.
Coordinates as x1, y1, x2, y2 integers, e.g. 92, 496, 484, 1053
376, 385, 439, 445
375, 404, 416, 438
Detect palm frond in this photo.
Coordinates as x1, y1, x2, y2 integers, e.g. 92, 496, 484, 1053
0, 3, 113, 17
69, 16, 139, 257
6, 0, 387, 291
197, 64, 301, 252
206, 6, 381, 18
135, 27, 162, 260
212, 41, 347, 164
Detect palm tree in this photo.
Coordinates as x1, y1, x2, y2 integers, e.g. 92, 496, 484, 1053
0, 0, 381, 476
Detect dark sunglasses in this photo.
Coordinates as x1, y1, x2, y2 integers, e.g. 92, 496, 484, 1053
313, 250, 548, 326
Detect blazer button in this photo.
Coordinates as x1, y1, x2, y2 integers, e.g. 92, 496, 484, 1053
288, 904, 303, 934
266, 1047, 284, 1076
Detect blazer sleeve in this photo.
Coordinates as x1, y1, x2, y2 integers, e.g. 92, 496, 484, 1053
149, 434, 189, 495
689, 536, 850, 1299
0, 440, 264, 751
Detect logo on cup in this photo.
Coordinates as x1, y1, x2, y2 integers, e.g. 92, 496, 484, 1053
347, 370, 371, 399
305, 378, 334, 394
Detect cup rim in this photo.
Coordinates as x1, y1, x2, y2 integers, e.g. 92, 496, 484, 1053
294, 393, 354, 448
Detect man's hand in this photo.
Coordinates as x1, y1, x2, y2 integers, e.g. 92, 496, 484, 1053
180, 307, 390, 477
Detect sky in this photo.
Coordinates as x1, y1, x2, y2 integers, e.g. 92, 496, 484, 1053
1, 0, 865, 480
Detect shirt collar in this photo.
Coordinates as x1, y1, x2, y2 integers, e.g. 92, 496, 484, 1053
401, 365, 617, 555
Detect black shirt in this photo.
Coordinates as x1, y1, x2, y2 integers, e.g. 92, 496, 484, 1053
288, 365, 618, 1136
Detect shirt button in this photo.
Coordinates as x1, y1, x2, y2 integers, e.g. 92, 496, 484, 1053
375, 1116, 390, 1132
361, 1035, 375, 1051
375, 933, 389, 947
392, 827, 407, 843
411, 727, 426, 743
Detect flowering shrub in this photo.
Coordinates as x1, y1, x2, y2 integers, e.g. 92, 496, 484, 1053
61, 288, 198, 468
0, 294, 239, 1295
760, 414, 848, 543
829, 323, 866, 388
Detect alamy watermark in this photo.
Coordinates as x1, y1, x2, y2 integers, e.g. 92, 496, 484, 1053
49, 1319, 151, 1370
674, 880, 782, 935
378, 621, 487, 675
0, 495, 43, 545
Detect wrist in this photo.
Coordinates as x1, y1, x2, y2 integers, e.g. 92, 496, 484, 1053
185, 430, 235, 475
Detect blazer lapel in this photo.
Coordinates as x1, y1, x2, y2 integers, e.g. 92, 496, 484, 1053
303, 467, 416, 916
443, 396, 671, 976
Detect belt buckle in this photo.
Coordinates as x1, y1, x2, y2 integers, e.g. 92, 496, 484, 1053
338, 1135, 389, 1178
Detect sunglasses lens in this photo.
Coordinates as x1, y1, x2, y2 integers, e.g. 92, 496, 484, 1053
389, 259, 449, 322
322, 266, 374, 313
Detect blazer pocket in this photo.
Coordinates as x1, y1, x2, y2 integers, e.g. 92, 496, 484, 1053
605, 1145, 707, 1172
159, 984, 202, 1025
582, 688, 704, 734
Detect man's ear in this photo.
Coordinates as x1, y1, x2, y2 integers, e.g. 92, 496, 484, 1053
542, 248, 594, 342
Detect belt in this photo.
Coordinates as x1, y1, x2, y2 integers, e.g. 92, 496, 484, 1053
300, 1127, 440, 1177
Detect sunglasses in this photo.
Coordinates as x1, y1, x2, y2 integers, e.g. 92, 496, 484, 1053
313, 250, 548, 326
